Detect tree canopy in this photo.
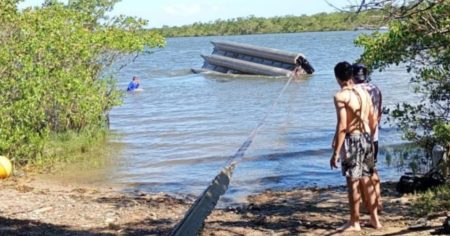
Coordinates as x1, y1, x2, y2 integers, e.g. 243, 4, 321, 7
354, 0, 449, 167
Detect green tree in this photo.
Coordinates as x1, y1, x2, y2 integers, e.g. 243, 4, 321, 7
354, 1, 449, 170
0, 0, 165, 165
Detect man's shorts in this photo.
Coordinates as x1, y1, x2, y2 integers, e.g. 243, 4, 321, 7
341, 133, 375, 178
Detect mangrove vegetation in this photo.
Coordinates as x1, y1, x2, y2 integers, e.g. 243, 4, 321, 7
156, 11, 387, 37
355, 0, 449, 215
355, 0, 449, 169
0, 0, 165, 166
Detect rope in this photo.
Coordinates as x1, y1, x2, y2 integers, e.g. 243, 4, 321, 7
169, 75, 295, 236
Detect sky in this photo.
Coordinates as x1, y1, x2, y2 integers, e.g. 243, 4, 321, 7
19, 0, 353, 28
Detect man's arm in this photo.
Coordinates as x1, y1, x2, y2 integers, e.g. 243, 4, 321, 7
378, 89, 383, 122
368, 96, 377, 140
331, 93, 347, 169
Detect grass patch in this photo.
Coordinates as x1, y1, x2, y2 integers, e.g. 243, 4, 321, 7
22, 127, 120, 173
413, 183, 450, 216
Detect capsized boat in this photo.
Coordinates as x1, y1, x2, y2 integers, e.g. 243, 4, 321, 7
192, 41, 314, 77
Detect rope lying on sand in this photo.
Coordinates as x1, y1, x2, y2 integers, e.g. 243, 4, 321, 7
170, 75, 295, 236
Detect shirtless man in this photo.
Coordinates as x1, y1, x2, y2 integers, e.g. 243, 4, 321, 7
330, 61, 382, 231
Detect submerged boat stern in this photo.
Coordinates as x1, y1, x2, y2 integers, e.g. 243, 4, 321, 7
192, 41, 314, 77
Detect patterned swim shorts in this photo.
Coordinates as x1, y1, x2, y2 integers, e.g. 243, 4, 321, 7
341, 132, 375, 178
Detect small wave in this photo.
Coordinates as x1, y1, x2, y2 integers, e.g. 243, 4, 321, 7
244, 148, 332, 162
144, 155, 231, 168
145, 68, 194, 78
199, 71, 286, 80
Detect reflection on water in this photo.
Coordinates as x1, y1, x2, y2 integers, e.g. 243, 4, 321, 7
55, 31, 415, 204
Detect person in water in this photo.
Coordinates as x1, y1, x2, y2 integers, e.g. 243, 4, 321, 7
330, 61, 381, 232
127, 76, 140, 92
353, 63, 383, 212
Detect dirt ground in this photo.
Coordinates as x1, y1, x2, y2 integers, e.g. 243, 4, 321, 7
0, 175, 447, 236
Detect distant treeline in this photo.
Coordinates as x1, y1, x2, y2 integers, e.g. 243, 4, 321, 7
156, 11, 386, 37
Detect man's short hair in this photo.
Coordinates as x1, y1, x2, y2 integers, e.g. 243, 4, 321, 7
334, 61, 353, 81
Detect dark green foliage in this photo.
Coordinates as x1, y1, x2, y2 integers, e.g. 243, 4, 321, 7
355, 1, 450, 164
0, 0, 165, 165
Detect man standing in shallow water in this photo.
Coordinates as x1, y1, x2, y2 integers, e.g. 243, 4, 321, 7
330, 61, 382, 231
127, 76, 140, 92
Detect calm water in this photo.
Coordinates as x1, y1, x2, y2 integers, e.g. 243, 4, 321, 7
64, 31, 415, 204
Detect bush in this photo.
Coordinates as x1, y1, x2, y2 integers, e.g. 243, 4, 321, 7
0, 0, 165, 165
355, 1, 450, 172
414, 184, 450, 216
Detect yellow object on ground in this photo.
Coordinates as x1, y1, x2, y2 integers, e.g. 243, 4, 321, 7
0, 156, 12, 179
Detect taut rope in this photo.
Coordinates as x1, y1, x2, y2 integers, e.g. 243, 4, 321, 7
170, 75, 295, 236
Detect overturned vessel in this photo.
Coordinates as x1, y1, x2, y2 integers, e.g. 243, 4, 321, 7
192, 41, 314, 77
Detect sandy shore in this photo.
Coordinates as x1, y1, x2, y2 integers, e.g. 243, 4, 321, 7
0, 175, 447, 235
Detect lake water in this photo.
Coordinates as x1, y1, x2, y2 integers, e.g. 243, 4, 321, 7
60, 31, 415, 204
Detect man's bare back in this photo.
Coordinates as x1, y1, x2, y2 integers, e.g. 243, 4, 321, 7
334, 86, 377, 136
